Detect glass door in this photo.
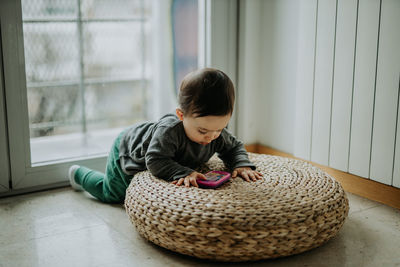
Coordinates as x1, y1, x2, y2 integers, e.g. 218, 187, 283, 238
0, 0, 200, 192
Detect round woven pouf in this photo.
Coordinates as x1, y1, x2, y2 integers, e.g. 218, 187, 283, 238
124, 153, 349, 262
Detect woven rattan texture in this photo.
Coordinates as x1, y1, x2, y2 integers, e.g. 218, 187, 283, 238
124, 153, 349, 261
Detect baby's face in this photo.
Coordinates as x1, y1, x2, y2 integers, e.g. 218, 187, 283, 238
176, 109, 231, 145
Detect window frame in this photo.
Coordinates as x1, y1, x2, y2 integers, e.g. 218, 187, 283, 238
0, 0, 107, 192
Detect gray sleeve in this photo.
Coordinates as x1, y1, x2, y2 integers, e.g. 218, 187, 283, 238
145, 127, 194, 181
216, 129, 256, 171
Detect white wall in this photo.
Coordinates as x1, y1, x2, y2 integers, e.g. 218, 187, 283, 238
258, 0, 299, 154
237, 0, 262, 144
237, 0, 299, 152
238, 0, 400, 188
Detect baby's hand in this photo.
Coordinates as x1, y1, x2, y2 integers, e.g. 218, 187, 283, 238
232, 167, 263, 182
171, 171, 207, 187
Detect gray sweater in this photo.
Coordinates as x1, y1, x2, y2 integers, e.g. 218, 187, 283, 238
119, 113, 255, 181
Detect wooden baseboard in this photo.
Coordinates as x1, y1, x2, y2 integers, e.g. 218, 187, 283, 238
245, 144, 400, 210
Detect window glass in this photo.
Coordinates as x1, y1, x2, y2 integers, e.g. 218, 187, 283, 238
22, 0, 197, 164
172, 0, 198, 93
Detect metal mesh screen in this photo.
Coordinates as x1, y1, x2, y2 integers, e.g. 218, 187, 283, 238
24, 23, 79, 83
22, 0, 151, 139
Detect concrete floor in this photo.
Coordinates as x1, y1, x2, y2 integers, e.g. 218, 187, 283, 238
0, 187, 399, 267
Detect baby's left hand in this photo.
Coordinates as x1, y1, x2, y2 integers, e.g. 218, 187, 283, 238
232, 167, 263, 182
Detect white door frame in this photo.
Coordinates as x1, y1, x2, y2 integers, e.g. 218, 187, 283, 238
199, 0, 238, 134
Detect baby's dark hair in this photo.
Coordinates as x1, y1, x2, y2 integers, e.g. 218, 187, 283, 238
178, 68, 235, 117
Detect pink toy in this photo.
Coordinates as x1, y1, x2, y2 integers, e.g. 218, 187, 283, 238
197, 171, 231, 189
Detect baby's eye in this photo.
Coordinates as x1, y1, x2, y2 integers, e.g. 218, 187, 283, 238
198, 130, 207, 135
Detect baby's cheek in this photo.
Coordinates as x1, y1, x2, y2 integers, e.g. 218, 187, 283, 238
193, 133, 203, 143
193, 132, 202, 141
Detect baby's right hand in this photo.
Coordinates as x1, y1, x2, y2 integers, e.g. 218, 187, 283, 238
171, 171, 207, 187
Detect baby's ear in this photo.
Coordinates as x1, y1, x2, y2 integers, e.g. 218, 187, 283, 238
176, 108, 184, 121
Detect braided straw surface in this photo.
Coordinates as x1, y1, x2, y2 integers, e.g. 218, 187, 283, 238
124, 153, 349, 262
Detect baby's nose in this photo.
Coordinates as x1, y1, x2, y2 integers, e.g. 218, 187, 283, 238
205, 133, 217, 141
205, 135, 212, 141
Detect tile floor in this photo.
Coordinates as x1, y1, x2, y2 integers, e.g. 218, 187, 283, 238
0, 187, 399, 267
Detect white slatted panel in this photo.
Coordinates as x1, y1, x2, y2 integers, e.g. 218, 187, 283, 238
329, 0, 358, 171
311, 0, 337, 165
387, 0, 400, 188
370, 0, 400, 185
294, 0, 318, 161
348, 0, 380, 178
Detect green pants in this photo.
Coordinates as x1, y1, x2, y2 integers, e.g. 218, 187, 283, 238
74, 131, 132, 203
